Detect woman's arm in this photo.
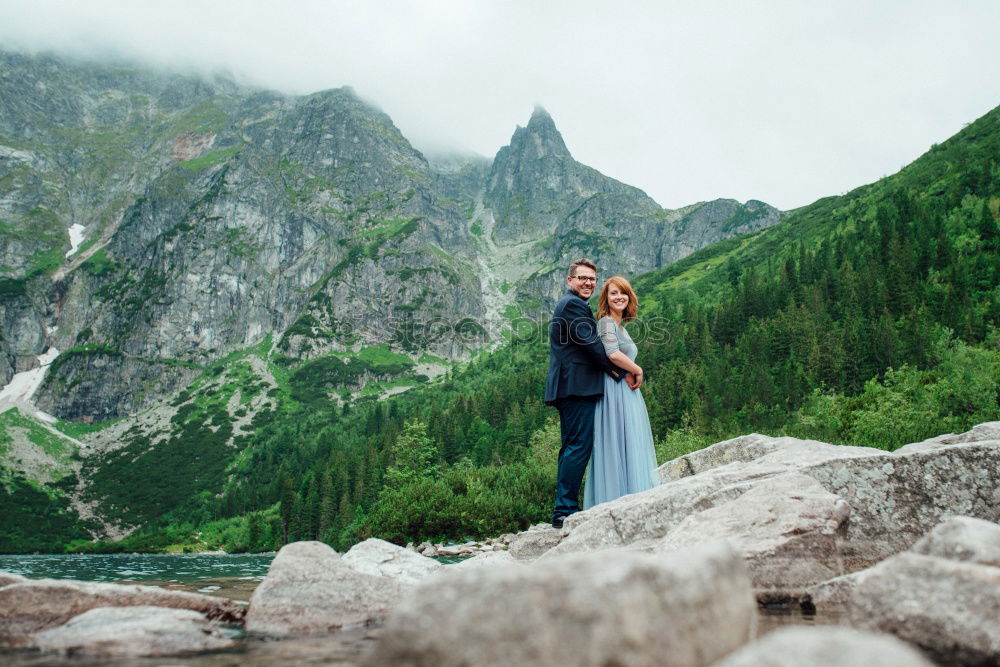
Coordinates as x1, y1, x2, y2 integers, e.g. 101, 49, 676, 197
608, 349, 642, 376
599, 317, 643, 377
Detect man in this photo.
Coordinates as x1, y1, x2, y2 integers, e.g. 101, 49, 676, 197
544, 258, 624, 528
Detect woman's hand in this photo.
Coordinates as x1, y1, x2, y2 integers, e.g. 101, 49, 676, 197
626, 368, 644, 390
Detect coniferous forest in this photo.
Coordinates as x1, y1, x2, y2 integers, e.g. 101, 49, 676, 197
4, 105, 998, 555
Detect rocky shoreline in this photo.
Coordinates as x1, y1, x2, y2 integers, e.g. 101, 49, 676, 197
2, 422, 999, 664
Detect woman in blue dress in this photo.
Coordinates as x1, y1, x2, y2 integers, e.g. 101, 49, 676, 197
583, 275, 659, 508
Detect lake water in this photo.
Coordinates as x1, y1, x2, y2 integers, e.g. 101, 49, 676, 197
0, 553, 274, 601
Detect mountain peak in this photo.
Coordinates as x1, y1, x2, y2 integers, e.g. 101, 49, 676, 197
507, 106, 570, 159
528, 104, 552, 123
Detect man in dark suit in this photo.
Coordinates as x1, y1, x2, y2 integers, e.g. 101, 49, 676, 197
544, 258, 624, 528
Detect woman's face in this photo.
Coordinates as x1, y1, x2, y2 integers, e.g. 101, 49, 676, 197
608, 285, 629, 314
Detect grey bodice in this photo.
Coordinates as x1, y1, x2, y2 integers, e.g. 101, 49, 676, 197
598, 316, 637, 361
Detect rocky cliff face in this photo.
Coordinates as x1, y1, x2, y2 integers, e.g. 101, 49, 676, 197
483, 107, 782, 313
0, 51, 782, 421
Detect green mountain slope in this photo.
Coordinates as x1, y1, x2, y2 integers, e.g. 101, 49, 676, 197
2, 51, 996, 554
31, 100, 995, 556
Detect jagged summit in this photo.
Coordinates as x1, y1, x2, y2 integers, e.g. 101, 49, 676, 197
505, 105, 571, 159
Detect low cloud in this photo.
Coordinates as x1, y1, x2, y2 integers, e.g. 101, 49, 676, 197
1, 0, 998, 210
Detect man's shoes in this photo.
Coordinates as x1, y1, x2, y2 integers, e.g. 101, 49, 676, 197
551, 516, 565, 529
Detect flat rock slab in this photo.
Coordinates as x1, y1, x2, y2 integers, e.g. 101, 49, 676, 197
245, 540, 402, 638
656, 473, 850, 598
366, 540, 757, 667
31, 606, 234, 657
342, 538, 442, 585
847, 552, 1000, 666
0, 578, 245, 646
715, 626, 934, 667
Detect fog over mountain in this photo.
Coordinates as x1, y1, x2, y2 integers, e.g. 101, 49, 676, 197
1, 0, 998, 210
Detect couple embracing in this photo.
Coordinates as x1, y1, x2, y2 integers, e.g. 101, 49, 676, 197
544, 258, 658, 529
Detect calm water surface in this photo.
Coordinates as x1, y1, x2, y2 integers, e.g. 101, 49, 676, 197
0, 553, 273, 600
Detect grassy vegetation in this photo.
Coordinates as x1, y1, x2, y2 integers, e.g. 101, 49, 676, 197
0, 408, 76, 465
177, 143, 243, 170
356, 344, 414, 369
81, 246, 118, 277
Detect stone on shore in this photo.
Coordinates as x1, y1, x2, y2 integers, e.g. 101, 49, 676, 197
800, 570, 865, 611
365, 540, 756, 667
342, 538, 442, 585
31, 606, 234, 657
655, 473, 850, 599
714, 626, 934, 667
846, 551, 1000, 665
508, 523, 564, 561
908, 515, 1000, 567
447, 549, 518, 571
245, 541, 402, 638
0, 571, 27, 588
0, 578, 245, 647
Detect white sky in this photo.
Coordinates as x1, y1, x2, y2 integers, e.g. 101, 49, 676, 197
1, 0, 999, 210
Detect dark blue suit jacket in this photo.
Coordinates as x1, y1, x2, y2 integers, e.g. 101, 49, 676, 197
544, 288, 622, 406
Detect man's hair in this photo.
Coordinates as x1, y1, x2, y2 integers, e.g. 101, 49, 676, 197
568, 258, 597, 277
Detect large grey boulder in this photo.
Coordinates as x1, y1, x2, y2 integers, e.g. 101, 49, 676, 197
508, 523, 565, 561
542, 465, 786, 560
31, 606, 234, 657
846, 552, 1000, 665
804, 514, 1000, 613
245, 541, 402, 637
342, 538, 442, 585
908, 515, 1000, 567
548, 425, 1000, 579
810, 439, 1000, 569
365, 540, 756, 667
656, 473, 850, 598
0, 579, 245, 647
0, 571, 27, 588
714, 626, 934, 667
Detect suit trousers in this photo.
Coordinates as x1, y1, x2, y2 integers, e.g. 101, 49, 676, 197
553, 395, 598, 520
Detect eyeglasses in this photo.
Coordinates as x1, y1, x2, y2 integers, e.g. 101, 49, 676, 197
572, 275, 597, 283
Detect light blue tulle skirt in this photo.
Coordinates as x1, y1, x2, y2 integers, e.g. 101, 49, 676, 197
583, 375, 659, 509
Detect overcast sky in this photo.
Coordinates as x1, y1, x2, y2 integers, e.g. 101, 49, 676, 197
1, 0, 999, 210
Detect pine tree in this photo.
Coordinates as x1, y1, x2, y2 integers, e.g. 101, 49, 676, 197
279, 477, 296, 544
385, 420, 439, 486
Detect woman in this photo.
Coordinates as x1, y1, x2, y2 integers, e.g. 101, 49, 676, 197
583, 275, 659, 508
